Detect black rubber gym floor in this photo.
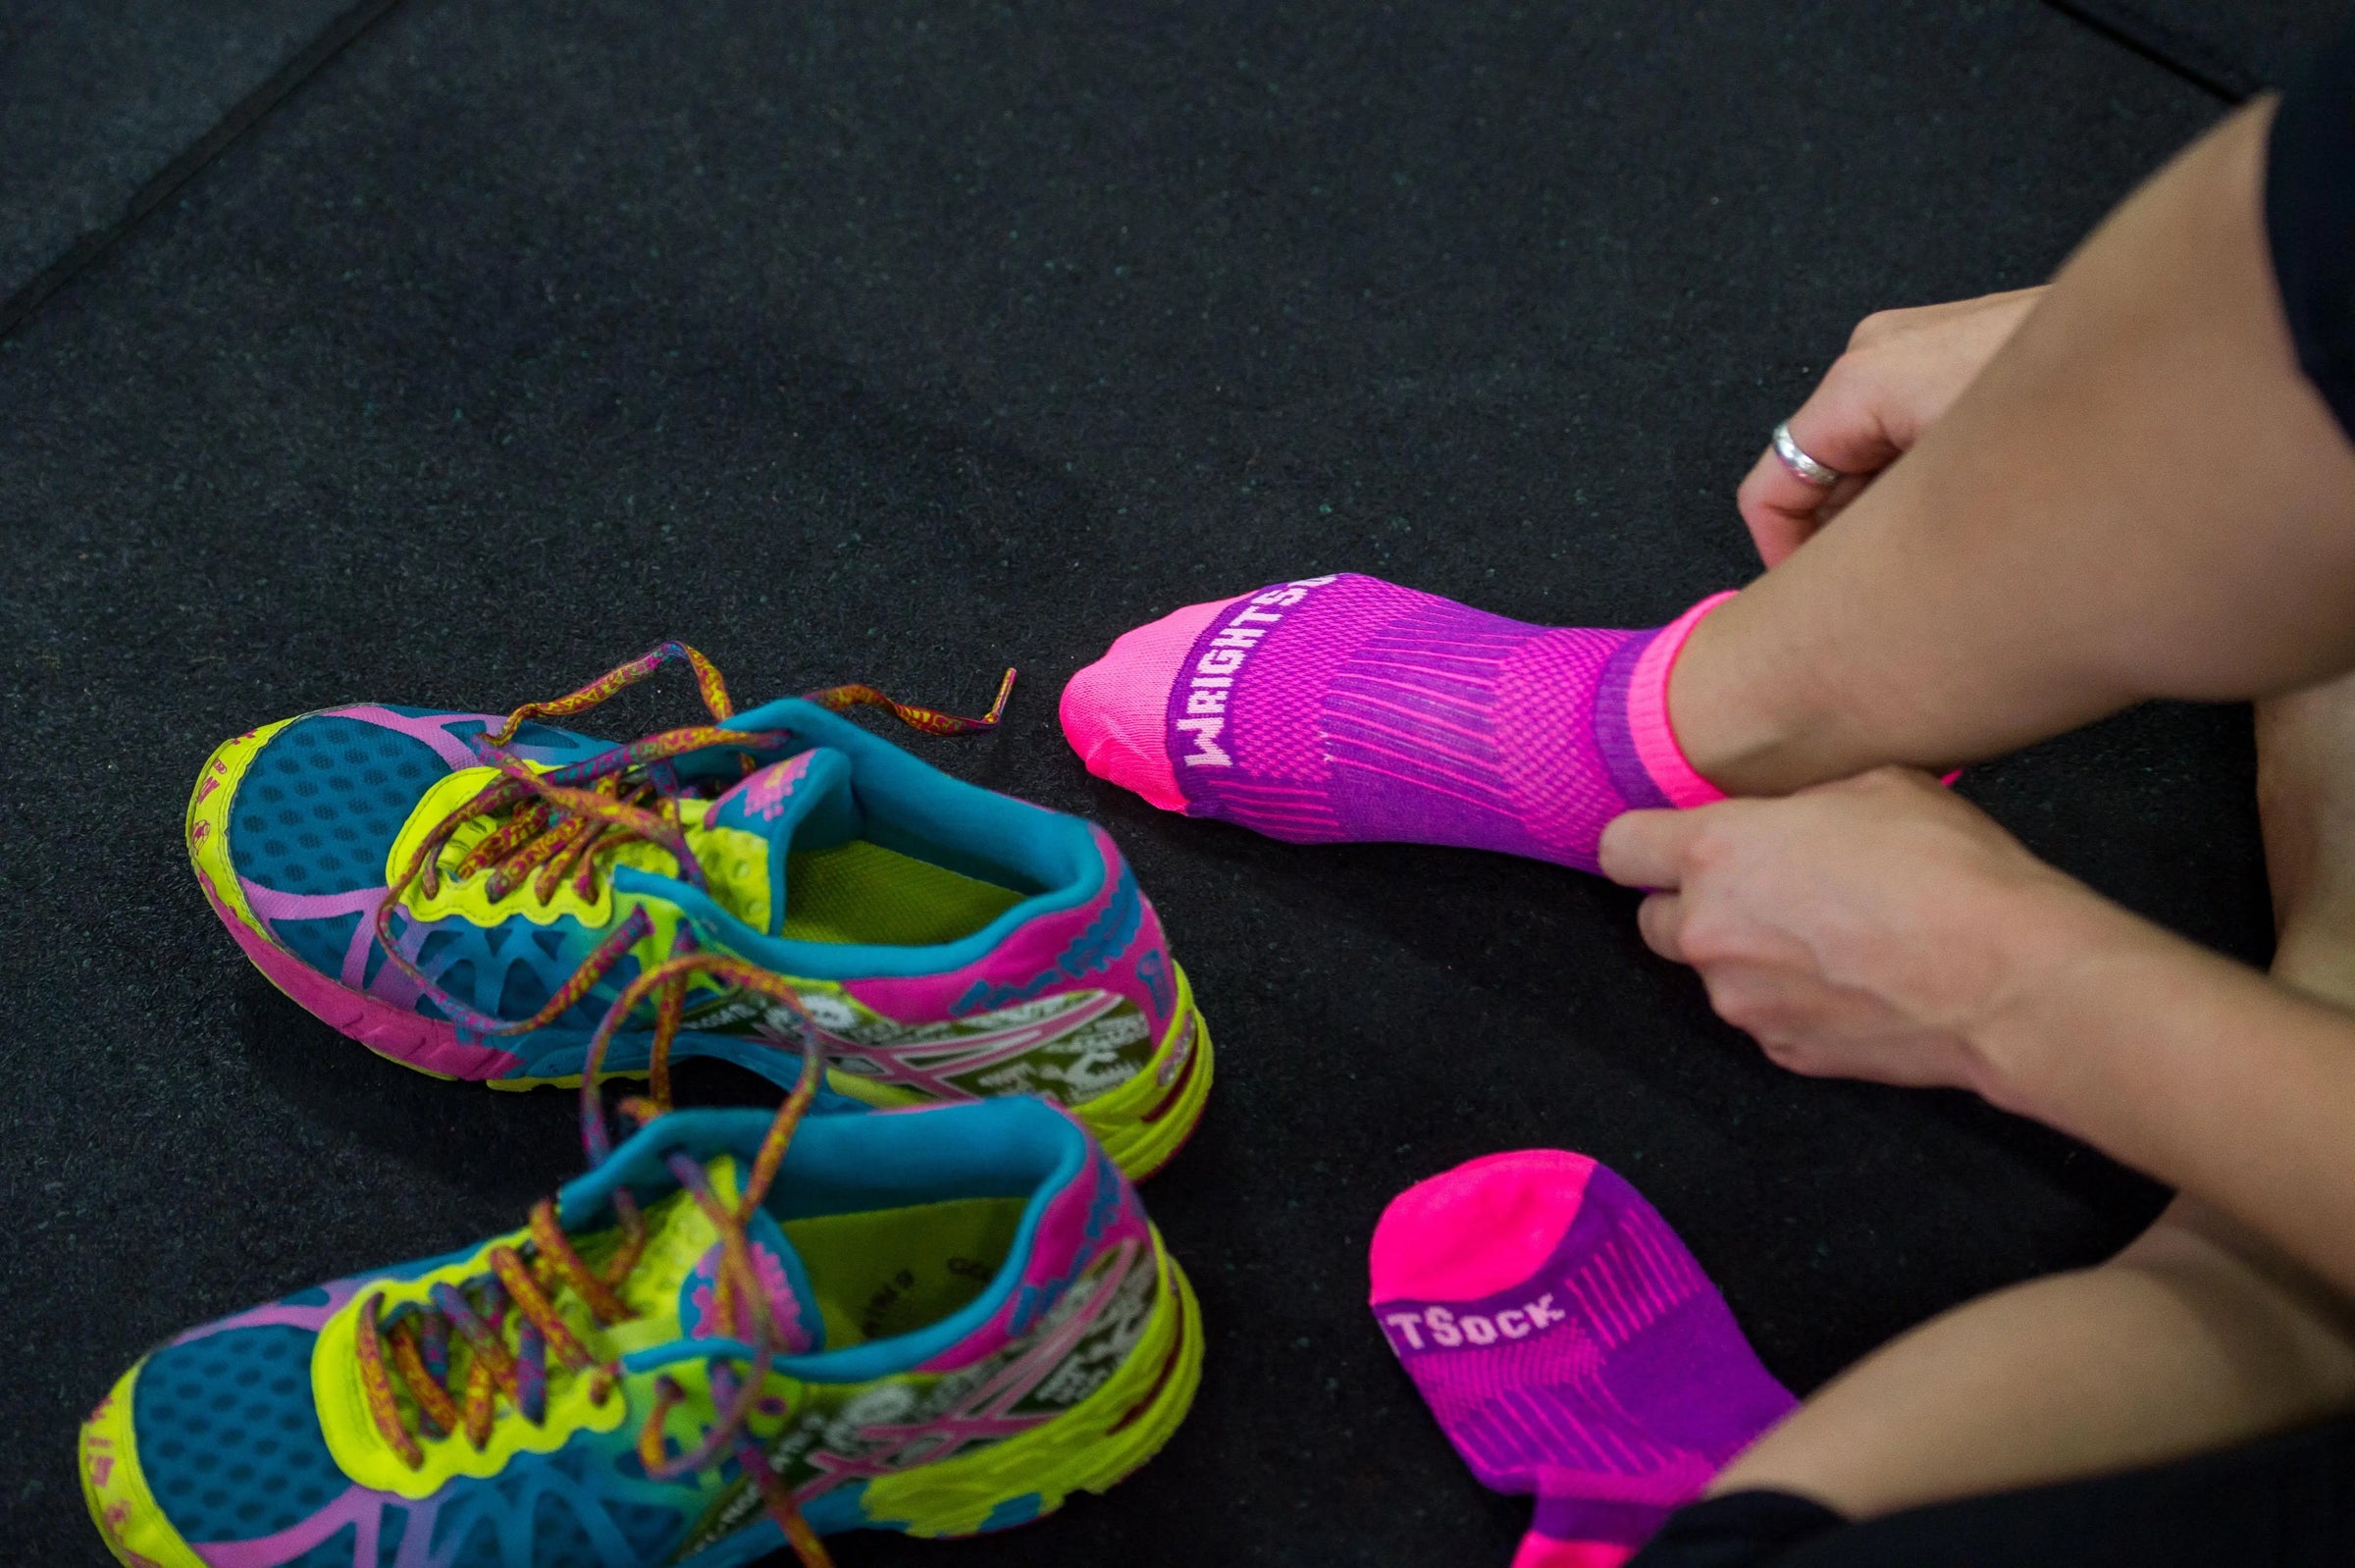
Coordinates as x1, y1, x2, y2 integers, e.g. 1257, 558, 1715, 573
2, 2, 2334, 1562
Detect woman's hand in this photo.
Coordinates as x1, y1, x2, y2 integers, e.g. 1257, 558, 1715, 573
1596, 768, 2104, 1103
1739, 287, 2047, 566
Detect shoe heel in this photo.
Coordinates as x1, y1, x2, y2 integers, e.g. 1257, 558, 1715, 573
1080, 963, 1215, 1180
865, 1228, 1205, 1539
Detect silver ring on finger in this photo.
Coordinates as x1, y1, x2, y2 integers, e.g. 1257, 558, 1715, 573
1771, 420, 1845, 489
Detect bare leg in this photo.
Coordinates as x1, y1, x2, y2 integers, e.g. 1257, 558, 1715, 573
1669, 101, 2355, 795
1705, 1197, 2355, 1517
1701, 671, 2355, 1519
2257, 681, 2355, 1001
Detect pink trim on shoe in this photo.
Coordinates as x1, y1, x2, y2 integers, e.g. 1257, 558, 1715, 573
190, 1485, 379, 1568
199, 879, 524, 1080
1369, 1148, 1596, 1304
325, 704, 500, 769
236, 883, 387, 922
170, 1281, 364, 1343
1060, 596, 1243, 811
240, 880, 399, 990
1511, 1535, 1636, 1568
1625, 592, 1736, 810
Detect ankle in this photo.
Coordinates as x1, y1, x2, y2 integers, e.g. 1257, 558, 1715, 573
1624, 594, 1739, 807
1664, 598, 1835, 795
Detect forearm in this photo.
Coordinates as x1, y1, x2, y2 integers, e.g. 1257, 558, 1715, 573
1978, 889, 2355, 1296
1675, 98, 2355, 792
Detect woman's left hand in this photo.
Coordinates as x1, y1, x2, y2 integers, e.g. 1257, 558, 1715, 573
1596, 768, 2099, 1101
1738, 287, 2045, 566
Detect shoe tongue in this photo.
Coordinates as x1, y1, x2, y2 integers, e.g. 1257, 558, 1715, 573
696, 749, 861, 936
624, 1155, 823, 1355
675, 1204, 822, 1355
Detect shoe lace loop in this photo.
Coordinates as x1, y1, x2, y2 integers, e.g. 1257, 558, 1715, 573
352, 955, 845, 1566
370, 643, 1013, 1038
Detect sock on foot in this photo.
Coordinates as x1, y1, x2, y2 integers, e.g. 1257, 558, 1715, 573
1059, 574, 1733, 872
1370, 1150, 1797, 1567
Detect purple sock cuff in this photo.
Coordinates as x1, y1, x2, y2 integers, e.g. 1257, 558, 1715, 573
1624, 592, 1735, 810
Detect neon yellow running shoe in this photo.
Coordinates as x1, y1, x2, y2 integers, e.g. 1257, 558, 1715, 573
187, 644, 1211, 1179
81, 970, 1202, 1568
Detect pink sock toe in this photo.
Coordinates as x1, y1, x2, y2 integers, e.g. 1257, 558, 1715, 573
1370, 1148, 1597, 1303
1061, 594, 1243, 811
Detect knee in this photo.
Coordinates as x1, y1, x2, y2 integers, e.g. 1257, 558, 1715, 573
2111, 1195, 2355, 1346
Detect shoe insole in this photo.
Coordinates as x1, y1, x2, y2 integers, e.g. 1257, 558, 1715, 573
781, 840, 1023, 948
782, 1195, 1026, 1348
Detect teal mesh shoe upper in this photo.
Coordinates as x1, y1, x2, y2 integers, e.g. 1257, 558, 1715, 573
129, 1297, 707, 1567
229, 714, 449, 896
226, 706, 608, 904
134, 1324, 346, 1543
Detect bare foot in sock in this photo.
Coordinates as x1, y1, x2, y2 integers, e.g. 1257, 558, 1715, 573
1060, 575, 1734, 873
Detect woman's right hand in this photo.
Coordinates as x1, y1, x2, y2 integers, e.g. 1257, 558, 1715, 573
1738, 287, 2047, 566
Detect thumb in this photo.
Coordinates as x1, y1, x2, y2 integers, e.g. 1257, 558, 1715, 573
1597, 808, 1704, 890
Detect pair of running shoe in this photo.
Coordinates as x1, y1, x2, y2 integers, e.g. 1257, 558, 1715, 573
80, 647, 1211, 1568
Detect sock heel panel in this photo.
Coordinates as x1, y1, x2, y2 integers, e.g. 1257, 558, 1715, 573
1368, 1149, 1597, 1304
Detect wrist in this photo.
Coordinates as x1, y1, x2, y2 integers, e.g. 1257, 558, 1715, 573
1959, 873, 2158, 1116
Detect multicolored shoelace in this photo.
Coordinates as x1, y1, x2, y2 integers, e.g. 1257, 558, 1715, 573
369, 642, 1015, 1039
346, 646, 1015, 1568
350, 955, 841, 1565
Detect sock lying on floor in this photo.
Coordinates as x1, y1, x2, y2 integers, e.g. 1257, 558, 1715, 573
1059, 574, 1733, 872
1370, 1150, 1796, 1568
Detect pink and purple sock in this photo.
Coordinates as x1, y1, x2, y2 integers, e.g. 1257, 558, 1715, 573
1059, 574, 1734, 872
1370, 1150, 1797, 1567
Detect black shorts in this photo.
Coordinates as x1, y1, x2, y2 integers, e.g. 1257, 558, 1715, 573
2269, 20, 2355, 445
1626, 1413, 2355, 1567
